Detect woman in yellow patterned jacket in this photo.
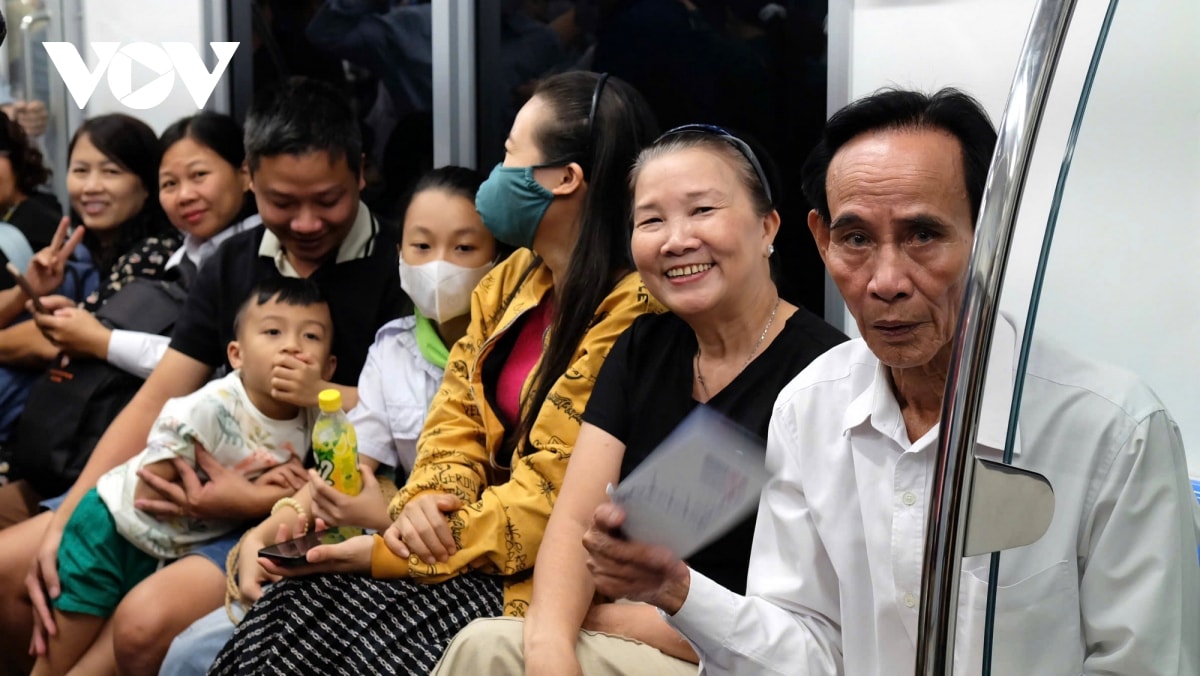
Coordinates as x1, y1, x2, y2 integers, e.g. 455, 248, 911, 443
207, 71, 663, 675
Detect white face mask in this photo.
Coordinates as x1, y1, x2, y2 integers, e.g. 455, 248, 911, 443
399, 258, 495, 324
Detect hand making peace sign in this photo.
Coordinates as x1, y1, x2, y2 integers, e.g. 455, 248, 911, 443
22, 217, 86, 301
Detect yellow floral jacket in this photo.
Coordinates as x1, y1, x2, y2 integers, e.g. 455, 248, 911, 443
370, 248, 664, 615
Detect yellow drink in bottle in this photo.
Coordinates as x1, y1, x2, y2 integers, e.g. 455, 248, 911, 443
313, 389, 363, 496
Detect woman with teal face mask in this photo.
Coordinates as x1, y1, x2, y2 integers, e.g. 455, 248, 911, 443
473, 160, 555, 251
207, 71, 666, 675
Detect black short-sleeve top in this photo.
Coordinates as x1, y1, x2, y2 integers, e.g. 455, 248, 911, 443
168, 220, 406, 385
583, 307, 847, 594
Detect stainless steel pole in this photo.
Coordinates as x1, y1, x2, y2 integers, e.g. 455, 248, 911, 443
914, 0, 1079, 672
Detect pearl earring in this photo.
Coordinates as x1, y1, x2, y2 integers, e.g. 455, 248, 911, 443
767, 244, 775, 256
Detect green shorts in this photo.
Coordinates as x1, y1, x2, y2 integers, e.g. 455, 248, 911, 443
54, 488, 159, 617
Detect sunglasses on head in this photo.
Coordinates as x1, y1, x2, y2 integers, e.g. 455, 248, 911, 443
654, 124, 773, 206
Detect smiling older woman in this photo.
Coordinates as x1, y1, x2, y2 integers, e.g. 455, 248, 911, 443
432, 126, 847, 675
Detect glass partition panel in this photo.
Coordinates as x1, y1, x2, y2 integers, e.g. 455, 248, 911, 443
2, 0, 75, 207
971, 0, 1200, 672
230, 0, 437, 222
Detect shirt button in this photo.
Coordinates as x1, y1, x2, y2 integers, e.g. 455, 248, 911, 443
904, 593, 917, 608
902, 491, 917, 506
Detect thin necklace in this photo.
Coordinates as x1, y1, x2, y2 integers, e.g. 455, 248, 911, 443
694, 297, 781, 400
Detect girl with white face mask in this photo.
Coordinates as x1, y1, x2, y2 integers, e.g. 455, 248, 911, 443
398, 170, 501, 343
160, 167, 503, 676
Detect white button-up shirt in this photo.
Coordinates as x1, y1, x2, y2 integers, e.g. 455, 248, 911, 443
349, 315, 446, 475
668, 317, 1200, 675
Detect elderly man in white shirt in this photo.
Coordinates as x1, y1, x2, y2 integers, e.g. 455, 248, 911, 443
581, 88, 1200, 675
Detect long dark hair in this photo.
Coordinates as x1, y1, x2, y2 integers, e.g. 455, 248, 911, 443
0, 111, 51, 197
160, 111, 257, 224
510, 71, 658, 459
69, 114, 169, 272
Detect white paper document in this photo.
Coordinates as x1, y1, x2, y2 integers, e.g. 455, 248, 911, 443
608, 406, 768, 559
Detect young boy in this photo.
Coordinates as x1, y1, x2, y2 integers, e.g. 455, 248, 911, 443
33, 278, 336, 675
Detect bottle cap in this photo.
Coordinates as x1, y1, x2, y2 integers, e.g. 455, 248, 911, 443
318, 389, 342, 413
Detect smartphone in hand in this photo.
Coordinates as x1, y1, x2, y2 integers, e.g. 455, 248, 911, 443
258, 529, 350, 568
5, 262, 47, 313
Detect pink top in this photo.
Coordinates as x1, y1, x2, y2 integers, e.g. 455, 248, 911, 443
495, 299, 554, 426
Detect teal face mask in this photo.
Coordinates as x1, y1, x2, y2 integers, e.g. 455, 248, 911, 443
474, 163, 556, 249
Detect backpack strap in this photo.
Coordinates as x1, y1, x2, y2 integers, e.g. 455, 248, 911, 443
93, 278, 190, 335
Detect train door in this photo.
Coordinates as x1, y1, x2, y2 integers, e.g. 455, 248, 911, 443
2, 0, 233, 205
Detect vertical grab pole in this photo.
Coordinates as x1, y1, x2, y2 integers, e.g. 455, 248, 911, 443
914, 0, 1078, 672
19, 12, 52, 113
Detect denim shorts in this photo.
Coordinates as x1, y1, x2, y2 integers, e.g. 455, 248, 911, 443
186, 530, 241, 571
40, 492, 66, 512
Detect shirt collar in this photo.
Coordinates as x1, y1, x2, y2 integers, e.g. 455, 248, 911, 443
166, 213, 263, 271
842, 358, 901, 443
257, 201, 375, 277
840, 313, 1023, 456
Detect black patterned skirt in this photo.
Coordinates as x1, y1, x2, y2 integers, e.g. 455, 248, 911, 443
208, 571, 504, 675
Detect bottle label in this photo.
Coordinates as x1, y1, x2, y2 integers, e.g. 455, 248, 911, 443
313, 428, 362, 496
316, 456, 336, 485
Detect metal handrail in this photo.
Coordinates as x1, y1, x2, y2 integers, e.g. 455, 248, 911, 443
914, 0, 1079, 673
19, 11, 51, 105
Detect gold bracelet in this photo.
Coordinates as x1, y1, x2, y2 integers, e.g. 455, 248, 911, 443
271, 497, 308, 537
224, 530, 251, 625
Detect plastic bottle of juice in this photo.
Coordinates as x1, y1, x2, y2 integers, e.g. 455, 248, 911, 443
312, 389, 363, 496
